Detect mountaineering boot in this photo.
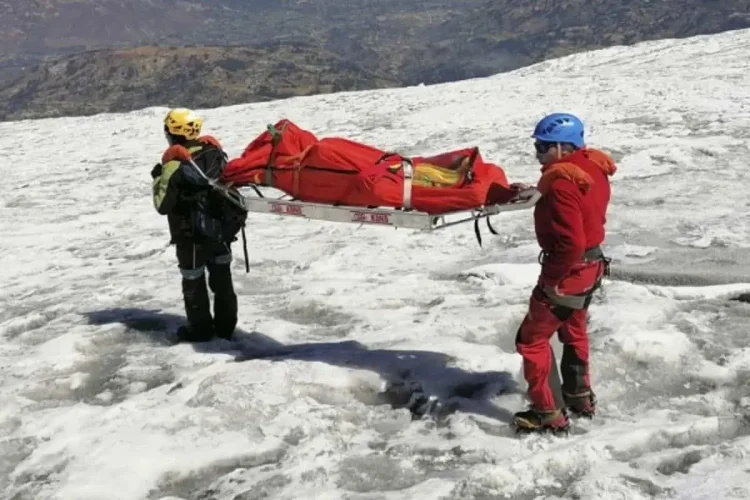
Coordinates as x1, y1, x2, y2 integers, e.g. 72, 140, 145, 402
207, 262, 238, 340
564, 390, 596, 418
513, 407, 570, 434
560, 343, 594, 416
176, 324, 215, 343
180, 275, 215, 342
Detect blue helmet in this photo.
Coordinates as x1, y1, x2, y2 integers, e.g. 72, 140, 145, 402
531, 113, 585, 148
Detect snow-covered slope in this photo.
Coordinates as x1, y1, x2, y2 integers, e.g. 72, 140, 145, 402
2, 28, 750, 500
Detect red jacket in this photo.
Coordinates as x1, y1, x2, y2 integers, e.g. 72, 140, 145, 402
533, 148, 617, 287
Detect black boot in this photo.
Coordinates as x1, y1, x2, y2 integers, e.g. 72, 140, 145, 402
208, 263, 238, 340
560, 344, 595, 417
179, 275, 215, 342
563, 390, 597, 418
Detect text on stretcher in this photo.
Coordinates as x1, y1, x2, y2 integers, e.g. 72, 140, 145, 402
351, 211, 391, 224
269, 202, 303, 216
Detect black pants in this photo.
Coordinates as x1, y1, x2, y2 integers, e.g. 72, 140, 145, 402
176, 241, 238, 341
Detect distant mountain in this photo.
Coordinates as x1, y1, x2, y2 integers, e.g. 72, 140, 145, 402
0, 44, 398, 121
468, 0, 750, 64
1, 0, 748, 120
0, 0, 482, 67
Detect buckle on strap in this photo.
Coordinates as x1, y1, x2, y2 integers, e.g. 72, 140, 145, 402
583, 245, 612, 276
583, 245, 604, 261
538, 245, 611, 279
538, 245, 606, 264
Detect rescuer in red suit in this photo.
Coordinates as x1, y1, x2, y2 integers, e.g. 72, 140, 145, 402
512, 112, 617, 433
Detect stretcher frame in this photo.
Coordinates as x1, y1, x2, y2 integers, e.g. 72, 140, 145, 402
236, 160, 541, 232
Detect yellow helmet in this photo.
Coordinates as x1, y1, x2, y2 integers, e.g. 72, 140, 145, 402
163, 108, 203, 140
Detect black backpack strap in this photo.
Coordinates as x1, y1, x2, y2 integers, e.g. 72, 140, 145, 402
241, 226, 249, 273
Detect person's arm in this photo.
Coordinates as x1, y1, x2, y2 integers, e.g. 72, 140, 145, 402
151, 144, 214, 214
151, 159, 183, 215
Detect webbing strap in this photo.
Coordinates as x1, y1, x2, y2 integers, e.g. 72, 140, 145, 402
543, 286, 593, 310
540, 245, 611, 310
583, 246, 604, 261
241, 227, 249, 273
539, 245, 606, 265
264, 123, 284, 187
474, 216, 500, 247
401, 159, 413, 210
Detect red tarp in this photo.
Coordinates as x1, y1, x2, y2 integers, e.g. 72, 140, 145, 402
221, 119, 515, 215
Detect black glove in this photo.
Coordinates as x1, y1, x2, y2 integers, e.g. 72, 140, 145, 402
151, 163, 162, 179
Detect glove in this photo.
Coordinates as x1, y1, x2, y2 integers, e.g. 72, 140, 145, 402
510, 182, 534, 191
151, 163, 162, 179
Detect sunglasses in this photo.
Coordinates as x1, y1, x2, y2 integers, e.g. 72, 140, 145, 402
534, 141, 556, 154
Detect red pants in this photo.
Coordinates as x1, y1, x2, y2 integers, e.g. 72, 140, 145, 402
516, 262, 603, 411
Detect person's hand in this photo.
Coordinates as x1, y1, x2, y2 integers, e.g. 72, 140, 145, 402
510, 182, 534, 191
151, 163, 162, 179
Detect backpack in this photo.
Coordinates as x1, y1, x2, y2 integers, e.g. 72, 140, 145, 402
188, 139, 250, 271
192, 185, 248, 243
204, 186, 248, 244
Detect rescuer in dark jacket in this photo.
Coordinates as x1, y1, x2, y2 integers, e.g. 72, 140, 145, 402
151, 108, 245, 342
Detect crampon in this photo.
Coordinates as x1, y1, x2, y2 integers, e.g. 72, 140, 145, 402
512, 408, 571, 436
